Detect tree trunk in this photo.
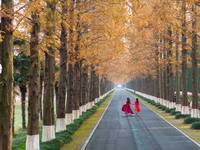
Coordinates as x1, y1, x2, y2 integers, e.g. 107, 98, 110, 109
20, 85, 27, 129
66, 64, 73, 125
66, 0, 76, 125
181, 0, 189, 114
0, 0, 14, 149
55, 81, 59, 115
155, 38, 160, 103
167, 27, 174, 108
80, 61, 83, 112
56, 2, 67, 131
175, 30, 181, 111
26, 3, 40, 149
89, 65, 95, 108
163, 37, 168, 107
81, 64, 88, 112
13, 97, 15, 135
159, 38, 164, 105
74, 5, 82, 116
95, 75, 99, 101
42, 1, 57, 142
191, 5, 198, 117
73, 61, 80, 119
39, 80, 43, 120
100, 78, 104, 96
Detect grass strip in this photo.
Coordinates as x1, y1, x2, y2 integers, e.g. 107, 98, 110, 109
12, 91, 115, 150
126, 90, 200, 143
61, 92, 115, 150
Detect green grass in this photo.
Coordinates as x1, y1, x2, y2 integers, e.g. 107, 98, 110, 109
14, 101, 28, 132
61, 92, 114, 150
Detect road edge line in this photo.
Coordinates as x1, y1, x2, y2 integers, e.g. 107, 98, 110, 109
138, 97, 200, 147
80, 94, 114, 150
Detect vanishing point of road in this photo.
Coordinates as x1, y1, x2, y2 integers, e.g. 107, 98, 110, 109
83, 88, 200, 150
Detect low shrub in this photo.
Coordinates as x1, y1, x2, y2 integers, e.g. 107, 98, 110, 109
155, 103, 161, 107
175, 113, 184, 119
158, 105, 163, 109
161, 106, 166, 111
165, 108, 171, 113
175, 111, 181, 114
191, 122, 200, 129
170, 110, 176, 115
183, 114, 191, 118
175, 113, 190, 119
151, 101, 156, 105
184, 117, 200, 124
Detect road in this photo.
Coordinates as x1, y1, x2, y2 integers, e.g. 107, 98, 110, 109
84, 88, 200, 150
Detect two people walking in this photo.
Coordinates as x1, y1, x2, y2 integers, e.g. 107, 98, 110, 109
122, 97, 140, 115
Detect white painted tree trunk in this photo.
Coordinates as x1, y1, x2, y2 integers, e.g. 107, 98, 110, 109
160, 99, 163, 105
162, 100, 166, 107
176, 104, 182, 112
73, 110, 79, 120
79, 106, 83, 116
42, 125, 55, 142
65, 113, 72, 125
82, 104, 86, 112
86, 102, 89, 110
166, 101, 170, 108
154, 97, 158, 103
95, 98, 99, 103
89, 102, 92, 109
72, 110, 77, 121
76, 109, 80, 119
158, 98, 161, 104
172, 102, 176, 108
169, 102, 173, 109
26, 134, 39, 150
191, 109, 199, 118
56, 118, 66, 132
91, 101, 95, 107
181, 106, 190, 114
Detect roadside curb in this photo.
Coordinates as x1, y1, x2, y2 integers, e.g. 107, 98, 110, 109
80, 93, 114, 150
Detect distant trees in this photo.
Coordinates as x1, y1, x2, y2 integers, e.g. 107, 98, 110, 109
124, 0, 199, 117
14, 52, 30, 129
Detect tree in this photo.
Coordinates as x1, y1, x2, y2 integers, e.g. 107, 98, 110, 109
181, 0, 189, 114
167, 27, 174, 109
56, 0, 67, 133
191, 4, 198, 118
25, 0, 40, 149
42, 0, 57, 142
0, 0, 14, 149
66, 0, 76, 125
175, 29, 181, 111
175, 0, 181, 112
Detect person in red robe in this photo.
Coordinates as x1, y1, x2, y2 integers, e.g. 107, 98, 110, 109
122, 98, 134, 115
133, 98, 140, 114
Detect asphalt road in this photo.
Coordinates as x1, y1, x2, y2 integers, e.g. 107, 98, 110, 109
84, 88, 200, 150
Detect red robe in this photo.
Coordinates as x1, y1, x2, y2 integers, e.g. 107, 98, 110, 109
122, 100, 134, 114
134, 101, 140, 112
